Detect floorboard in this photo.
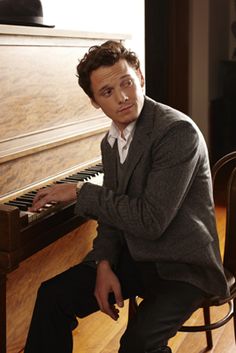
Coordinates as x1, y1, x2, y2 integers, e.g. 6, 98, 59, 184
71, 205, 235, 353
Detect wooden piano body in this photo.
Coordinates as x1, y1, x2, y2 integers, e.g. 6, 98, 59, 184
0, 26, 128, 353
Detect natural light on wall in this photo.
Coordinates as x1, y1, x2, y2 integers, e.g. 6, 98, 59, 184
42, 0, 143, 34
41, 0, 144, 68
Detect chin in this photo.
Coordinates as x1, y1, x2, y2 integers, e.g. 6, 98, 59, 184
125, 117, 138, 125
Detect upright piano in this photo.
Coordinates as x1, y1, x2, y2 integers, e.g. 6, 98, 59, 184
0, 25, 128, 353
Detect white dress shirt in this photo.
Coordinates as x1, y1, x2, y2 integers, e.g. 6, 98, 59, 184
107, 121, 136, 164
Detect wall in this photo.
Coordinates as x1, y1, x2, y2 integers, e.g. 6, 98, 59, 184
229, 0, 236, 59
209, 0, 229, 99
189, 0, 210, 141
42, 0, 145, 68
189, 0, 231, 144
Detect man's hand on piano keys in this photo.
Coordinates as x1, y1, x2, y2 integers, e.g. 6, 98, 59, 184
29, 183, 78, 212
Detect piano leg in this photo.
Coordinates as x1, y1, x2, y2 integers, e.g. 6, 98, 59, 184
0, 273, 6, 353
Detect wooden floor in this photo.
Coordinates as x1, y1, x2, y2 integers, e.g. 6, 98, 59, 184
71, 206, 236, 353
72, 306, 235, 353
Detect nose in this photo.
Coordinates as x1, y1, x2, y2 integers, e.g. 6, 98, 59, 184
116, 89, 128, 104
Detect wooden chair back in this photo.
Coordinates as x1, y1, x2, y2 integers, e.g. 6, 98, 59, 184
212, 151, 236, 278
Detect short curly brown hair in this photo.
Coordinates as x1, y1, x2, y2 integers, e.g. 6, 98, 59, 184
76, 40, 140, 99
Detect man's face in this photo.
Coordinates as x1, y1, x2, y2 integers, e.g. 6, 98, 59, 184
90, 59, 145, 132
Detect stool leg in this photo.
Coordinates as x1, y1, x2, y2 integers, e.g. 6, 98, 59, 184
203, 306, 213, 349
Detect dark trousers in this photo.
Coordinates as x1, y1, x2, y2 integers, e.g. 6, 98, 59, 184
24, 246, 205, 353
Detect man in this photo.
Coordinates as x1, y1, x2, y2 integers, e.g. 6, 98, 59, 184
24, 40, 229, 353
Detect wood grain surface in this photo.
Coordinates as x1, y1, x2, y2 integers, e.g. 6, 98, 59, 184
7, 220, 97, 353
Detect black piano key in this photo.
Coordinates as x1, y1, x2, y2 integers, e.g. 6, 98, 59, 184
95, 163, 103, 170
65, 176, 86, 182
15, 201, 33, 208
5, 201, 29, 211
16, 196, 34, 203
15, 199, 32, 206
70, 174, 91, 180
85, 166, 103, 172
55, 180, 77, 184
65, 177, 82, 184
75, 170, 97, 176
18, 194, 34, 199
56, 174, 91, 183
26, 191, 37, 195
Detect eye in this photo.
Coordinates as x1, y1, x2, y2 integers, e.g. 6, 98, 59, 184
121, 78, 133, 88
101, 88, 113, 97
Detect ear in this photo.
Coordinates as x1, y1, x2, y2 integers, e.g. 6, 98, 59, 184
136, 68, 145, 88
90, 98, 100, 109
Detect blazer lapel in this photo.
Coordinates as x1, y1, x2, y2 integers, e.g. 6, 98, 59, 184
118, 98, 154, 192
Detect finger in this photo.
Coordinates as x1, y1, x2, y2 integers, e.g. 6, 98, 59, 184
102, 303, 119, 320
95, 291, 118, 320
30, 199, 47, 211
32, 188, 51, 205
94, 292, 103, 311
110, 304, 120, 319
30, 192, 53, 211
94, 289, 107, 314
113, 285, 124, 308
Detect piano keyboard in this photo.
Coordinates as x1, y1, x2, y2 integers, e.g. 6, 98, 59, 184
4, 164, 104, 224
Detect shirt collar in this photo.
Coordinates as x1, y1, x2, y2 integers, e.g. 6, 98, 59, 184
107, 121, 136, 147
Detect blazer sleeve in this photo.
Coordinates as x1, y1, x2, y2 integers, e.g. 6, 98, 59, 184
83, 222, 124, 266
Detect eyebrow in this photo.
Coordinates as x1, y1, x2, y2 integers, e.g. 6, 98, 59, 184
98, 74, 132, 94
120, 74, 132, 81
98, 84, 111, 94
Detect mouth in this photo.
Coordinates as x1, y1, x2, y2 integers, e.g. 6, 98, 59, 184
117, 103, 134, 113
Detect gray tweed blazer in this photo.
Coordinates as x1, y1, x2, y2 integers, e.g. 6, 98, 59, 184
75, 96, 229, 298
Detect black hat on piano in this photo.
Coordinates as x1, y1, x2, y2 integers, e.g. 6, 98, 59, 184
0, 0, 55, 28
